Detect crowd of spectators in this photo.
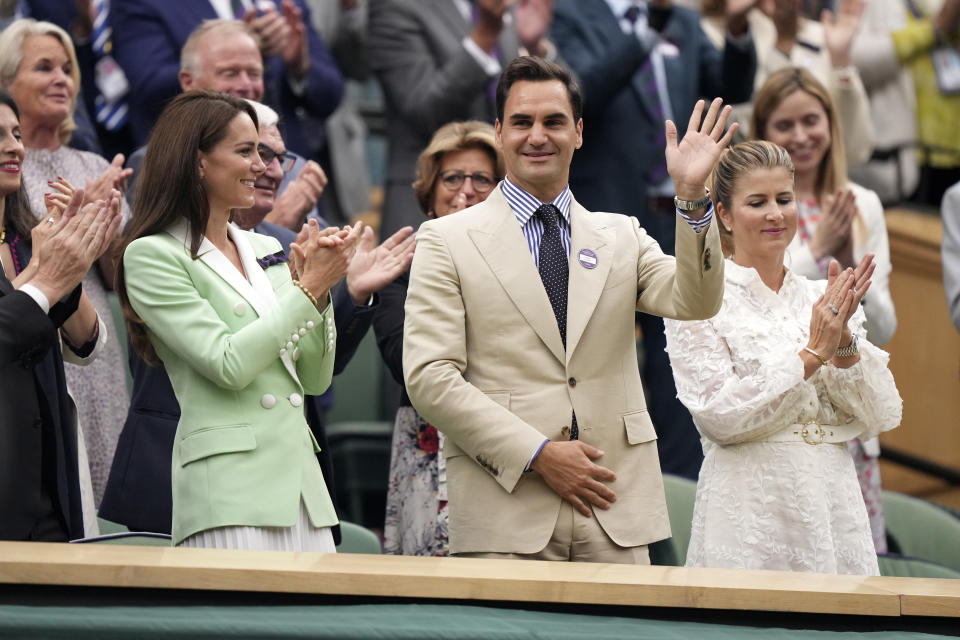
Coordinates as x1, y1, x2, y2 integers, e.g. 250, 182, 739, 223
0, 0, 955, 574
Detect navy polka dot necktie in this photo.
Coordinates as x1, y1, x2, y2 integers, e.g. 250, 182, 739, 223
535, 204, 578, 440
535, 204, 569, 348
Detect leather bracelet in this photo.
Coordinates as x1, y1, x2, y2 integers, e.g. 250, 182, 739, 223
803, 346, 830, 367
291, 279, 321, 311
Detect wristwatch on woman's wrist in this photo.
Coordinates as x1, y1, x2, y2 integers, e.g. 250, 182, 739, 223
835, 333, 859, 358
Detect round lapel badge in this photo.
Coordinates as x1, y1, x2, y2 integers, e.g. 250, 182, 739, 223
578, 248, 598, 269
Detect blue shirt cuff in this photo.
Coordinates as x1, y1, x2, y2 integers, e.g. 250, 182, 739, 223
677, 201, 714, 234
525, 438, 550, 472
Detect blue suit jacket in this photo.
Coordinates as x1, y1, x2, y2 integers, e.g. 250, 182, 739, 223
552, 0, 756, 251
110, 0, 343, 158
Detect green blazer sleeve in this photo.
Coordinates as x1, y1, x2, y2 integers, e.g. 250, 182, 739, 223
123, 233, 334, 393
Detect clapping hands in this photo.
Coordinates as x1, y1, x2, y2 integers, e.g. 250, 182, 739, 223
289, 219, 362, 304
806, 253, 874, 364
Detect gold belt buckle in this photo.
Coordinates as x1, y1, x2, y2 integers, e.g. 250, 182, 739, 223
799, 420, 825, 445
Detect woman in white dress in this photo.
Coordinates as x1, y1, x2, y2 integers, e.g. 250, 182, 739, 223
752, 67, 897, 553
664, 140, 902, 575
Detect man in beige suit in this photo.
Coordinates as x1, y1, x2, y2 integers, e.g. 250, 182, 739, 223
403, 56, 735, 563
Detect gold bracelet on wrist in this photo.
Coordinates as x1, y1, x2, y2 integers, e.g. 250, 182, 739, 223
803, 346, 830, 367
291, 279, 321, 311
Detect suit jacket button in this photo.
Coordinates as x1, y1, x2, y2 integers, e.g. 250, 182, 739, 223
568, 377, 577, 387
560, 426, 570, 438
289, 393, 303, 407
233, 301, 248, 316
261, 394, 276, 409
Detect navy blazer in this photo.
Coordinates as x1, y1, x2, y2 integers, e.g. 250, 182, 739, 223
0, 248, 84, 541
552, 0, 756, 250
110, 0, 343, 158
99, 224, 375, 540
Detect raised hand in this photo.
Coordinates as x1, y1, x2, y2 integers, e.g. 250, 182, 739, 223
806, 260, 856, 364
665, 97, 738, 202
842, 252, 874, 325
293, 221, 364, 302
822, 0, 865, 69
43, 176, 76, 219
243, 6, 291, 60
85, 153, 132, 202
514, 0, 553, 52
29, 188, 123, 302
810, 187, 856, 265
345, 225, 416, 305
266, 160, 327, 230
278, 0, 310, 76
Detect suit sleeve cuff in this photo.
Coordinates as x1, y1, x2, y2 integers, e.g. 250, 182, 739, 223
525, 438, 550, 472
677, 202, 714, 234
17, 283, 50, 314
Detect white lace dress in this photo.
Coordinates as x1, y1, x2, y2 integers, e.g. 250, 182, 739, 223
664, 260, 902, 575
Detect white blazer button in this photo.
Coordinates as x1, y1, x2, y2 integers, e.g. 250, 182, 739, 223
291, 334, 300, 343
289, 393, 303, 407
326, 317, 333, 328
306, 321, 315, 329
233, 301, 248, 316
286, 341, 294, 349
328, 340, 334, 350
299, 328, 307, 337
279, 348, 286, 355
261, 394, 276, 409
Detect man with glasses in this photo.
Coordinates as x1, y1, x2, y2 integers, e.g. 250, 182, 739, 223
125, 19, 332, 230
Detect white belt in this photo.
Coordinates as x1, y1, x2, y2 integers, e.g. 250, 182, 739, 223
763, 421, 862, 445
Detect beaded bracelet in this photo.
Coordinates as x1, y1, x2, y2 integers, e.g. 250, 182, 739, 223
291, 279, 322, 311
803, 346, 830, 367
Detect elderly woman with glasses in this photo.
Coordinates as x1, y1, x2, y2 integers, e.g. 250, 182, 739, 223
374, 120, 504, 556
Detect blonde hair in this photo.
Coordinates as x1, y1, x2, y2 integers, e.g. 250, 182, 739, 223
751, 67, 867, 247
708, 140, 795, 258
180, 20, 261, 73
751, 67, 847, 201
0, 19, 82, 146
412, 120, 505, 215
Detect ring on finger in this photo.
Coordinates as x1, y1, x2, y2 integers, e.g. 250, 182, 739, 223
46, 217, 55, 224
828, 303, 840, 315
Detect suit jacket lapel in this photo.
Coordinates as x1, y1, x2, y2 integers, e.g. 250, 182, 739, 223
565, 199, 615, 363
468, 188, 566, 364
229, 225, 301, 386
165, 220, 300, 385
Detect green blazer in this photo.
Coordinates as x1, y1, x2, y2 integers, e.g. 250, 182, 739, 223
123, 219, 338, 544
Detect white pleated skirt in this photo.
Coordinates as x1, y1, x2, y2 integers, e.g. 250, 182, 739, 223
178, 499, 337, 552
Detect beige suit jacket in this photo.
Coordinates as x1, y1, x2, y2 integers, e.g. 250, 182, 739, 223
403, 185, 724, 554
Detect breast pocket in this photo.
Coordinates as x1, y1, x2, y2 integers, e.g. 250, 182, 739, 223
179, 424, 256, 466
622, 409, 657, 445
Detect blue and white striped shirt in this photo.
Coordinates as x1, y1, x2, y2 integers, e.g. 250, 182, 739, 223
502, 176, 573, 267
502, 176, 714, 261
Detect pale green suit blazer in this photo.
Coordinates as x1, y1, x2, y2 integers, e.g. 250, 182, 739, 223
403, 186, 724, 555
123, 219, 338, 544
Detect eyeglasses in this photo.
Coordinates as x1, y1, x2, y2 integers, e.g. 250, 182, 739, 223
258, 143, 296, 173
437, 170, 496, 193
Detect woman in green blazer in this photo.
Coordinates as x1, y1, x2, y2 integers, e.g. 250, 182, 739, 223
116, 91, 357, 550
